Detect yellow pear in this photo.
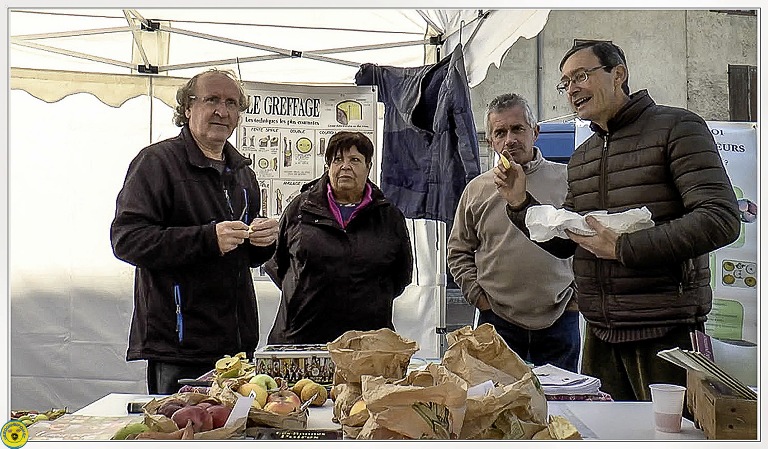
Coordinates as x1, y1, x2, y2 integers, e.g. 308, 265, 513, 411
215, 356, 241, 373
349, 399, 367, 416
291, 378, 314, 396
300, 382, 328, 406
238, 383, 268, 407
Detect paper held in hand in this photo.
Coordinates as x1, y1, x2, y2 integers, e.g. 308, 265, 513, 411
524, 205, 655, 242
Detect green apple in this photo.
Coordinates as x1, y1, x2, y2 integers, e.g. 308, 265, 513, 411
249, 373, 278, 391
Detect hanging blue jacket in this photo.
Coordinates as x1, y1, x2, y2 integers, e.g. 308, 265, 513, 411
355, 45, 481, 224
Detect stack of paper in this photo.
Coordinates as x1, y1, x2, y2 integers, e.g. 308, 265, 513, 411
657, 347, 757, 400
532, 364, 602, 396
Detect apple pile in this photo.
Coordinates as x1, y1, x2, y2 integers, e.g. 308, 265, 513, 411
155, 397, 233, 431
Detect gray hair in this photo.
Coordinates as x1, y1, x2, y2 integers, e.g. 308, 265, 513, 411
172, 68, 250, 127
484, 93, 537, 138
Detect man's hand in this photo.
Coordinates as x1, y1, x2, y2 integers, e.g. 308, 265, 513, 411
492, 150, 528, 208
248, 217, 279, 247
565, 216, 619, 260
216, 220, 251, 255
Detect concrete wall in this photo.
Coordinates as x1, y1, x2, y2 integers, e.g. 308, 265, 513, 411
471, 9, 757, 125
685, 10, 758, 120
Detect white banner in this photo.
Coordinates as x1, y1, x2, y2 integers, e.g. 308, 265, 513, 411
705, 122, 758, 343
238, 82, 378, 218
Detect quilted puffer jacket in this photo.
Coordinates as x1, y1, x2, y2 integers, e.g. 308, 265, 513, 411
509, 90, 739, 330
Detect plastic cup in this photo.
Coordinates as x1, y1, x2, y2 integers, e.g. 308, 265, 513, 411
649, 383, 687, 433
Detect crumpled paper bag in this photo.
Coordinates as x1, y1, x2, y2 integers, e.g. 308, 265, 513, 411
442, 324, 548, 439
525, 205, 655, 242
328, 328, 419, 430
356, 363, 468, 439
327, 328, 419, 384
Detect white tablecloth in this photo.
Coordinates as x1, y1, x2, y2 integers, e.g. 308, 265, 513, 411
74, 393, 706, 440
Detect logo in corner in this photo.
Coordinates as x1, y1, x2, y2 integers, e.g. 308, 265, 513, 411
1, 420, 29, 448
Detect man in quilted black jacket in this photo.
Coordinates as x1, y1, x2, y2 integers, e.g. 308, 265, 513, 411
494, 41, 739, 404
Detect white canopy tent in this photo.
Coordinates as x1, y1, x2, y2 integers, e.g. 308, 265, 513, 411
8, 8, 550, 411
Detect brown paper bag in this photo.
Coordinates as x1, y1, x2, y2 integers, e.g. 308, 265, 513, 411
356, 363, 467, 439
442, 324, 548, 439
327, 328, 419, 384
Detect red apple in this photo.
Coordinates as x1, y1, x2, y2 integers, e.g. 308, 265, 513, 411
264, 399, 297, 415
267, 390, 301, 409
264, 390, 301, 415
207, 405, 232, 429
157, 402, 184, 419
171, 405, 214, 432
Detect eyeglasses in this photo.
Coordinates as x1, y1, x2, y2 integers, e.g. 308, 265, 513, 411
189, 95, 241, 112
556, 65, 608, 94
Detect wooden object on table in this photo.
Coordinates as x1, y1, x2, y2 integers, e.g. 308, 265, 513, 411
686, 370, 757, 440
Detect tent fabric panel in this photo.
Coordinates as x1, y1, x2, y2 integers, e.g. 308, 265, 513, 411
436, 9, 551, 87
11, 67, 189, 109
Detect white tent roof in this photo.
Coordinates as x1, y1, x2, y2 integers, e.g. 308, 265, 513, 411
10, 8, 550, 107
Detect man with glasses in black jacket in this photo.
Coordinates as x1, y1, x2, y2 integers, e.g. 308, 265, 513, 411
111, 69, 278, 394
494, 41, 739, 404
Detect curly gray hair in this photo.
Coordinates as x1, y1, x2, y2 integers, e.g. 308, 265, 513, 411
172, 69, 250, 127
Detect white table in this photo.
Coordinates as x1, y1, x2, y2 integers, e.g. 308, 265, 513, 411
75, 393, 705, 440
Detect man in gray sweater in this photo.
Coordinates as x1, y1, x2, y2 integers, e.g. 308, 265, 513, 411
447, 93, 579, 371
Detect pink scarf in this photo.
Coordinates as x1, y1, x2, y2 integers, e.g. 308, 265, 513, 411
326, 182, 373, 228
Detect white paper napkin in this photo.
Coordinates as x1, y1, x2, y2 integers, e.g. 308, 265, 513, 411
524, 205, 655, 242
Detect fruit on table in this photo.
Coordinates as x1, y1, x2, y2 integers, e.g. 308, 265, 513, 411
237, 383, 268, 407
250, 373, 278, 391
157, 398, 187, 418
349, 399, 367, 416
13, 407, 67, 426
291, 378, 314, 396
329, 384, 340, 401
206, 404, 233, 429
171, 405, 214, 432
112, 422, 150, 440
215, 356, 242, 373
548, 415, 581, 440
264, 390, 301, 415
297, 381, 328, 406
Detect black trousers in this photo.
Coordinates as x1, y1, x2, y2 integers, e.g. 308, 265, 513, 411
581, 323, 699, 419
146, 360, 212, 395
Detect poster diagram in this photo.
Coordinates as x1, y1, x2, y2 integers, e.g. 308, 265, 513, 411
238, 82, 378, 219
705, 122, 757, 343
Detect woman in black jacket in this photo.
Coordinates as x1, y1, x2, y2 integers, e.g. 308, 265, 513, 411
265, 132, 413, 344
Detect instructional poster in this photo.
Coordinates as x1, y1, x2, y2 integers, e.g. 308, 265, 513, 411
705, 122, 758, 343
238, 82, 377, 219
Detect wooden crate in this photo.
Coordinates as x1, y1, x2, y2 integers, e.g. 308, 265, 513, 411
686, 370, 757, 440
